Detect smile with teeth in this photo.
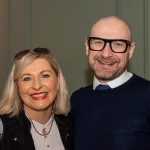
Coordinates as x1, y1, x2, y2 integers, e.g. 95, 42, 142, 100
98, 60, 114, 65
31, 92, 48, 100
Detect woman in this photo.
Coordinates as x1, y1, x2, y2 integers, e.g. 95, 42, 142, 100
0, 48, 74, 150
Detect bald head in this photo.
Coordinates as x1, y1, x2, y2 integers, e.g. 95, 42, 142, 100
90, 16, 132, 41
86, 16, 135, 83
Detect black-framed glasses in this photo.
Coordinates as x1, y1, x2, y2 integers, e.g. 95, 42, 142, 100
87, 37, 132, 53
15, 48, 51, 60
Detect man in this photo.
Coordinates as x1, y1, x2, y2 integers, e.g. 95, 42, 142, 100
70, 16, 150, 150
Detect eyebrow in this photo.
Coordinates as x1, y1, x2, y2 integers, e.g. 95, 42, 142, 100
20, 70, 52, 78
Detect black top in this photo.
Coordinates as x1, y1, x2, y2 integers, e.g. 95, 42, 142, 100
0, 110, 74, 150
70, 74, 150, 150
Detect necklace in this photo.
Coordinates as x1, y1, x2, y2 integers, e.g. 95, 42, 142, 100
29, 114, 54, 139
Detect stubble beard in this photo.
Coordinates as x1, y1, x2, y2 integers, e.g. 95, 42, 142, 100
91, 64, 124, 82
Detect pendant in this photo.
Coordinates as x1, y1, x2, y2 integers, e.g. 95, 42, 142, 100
42, 128, 47, 138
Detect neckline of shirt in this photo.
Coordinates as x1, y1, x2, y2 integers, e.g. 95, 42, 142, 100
93, 70, 133, 90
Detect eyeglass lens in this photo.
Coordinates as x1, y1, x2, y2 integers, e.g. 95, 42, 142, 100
88, 37, 130, 53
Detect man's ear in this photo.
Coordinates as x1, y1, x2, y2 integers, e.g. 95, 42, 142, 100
129, 42, 135, 60
85, 39, 89, 56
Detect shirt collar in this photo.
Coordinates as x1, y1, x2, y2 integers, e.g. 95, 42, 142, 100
93, 70, 133, 90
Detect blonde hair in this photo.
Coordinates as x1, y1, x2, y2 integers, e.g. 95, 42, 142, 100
0, 48, 70, 117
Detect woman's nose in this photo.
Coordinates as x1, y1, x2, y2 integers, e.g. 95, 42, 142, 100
32, 78, 42, 90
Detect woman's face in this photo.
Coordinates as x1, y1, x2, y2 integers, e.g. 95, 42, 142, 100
18, 58, 59, 114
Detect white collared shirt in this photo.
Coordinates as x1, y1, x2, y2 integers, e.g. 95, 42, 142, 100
30, 117, 65, 150
93, 70, 133, 90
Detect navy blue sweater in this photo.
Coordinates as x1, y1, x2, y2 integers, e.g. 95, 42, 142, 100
70, 75, 150, 150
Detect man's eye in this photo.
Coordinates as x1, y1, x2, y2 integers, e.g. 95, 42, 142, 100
42, 74, 50, 78
93, 40, 103, 44
114, 41, 125, 47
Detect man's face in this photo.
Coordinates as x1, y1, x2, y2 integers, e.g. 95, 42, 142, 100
85, 18, 135, 83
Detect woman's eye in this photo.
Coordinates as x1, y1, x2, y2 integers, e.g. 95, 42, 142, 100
22, 77, 31, 81
42, 74, 50, 78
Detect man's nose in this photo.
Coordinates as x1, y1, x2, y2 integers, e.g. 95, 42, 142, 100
100, 42, 113, 58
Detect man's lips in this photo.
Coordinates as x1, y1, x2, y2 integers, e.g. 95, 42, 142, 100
97, 60, 116, 66
31, 92, 48, 100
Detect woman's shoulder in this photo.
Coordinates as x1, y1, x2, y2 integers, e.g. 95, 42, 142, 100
0, 117, 3, 141
54, 114, 72, 126
54, 114, 75, 150
0, 114, 19, 126
0, 114, 14, 141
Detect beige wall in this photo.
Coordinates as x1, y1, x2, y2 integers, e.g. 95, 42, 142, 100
0, 0, 150, 96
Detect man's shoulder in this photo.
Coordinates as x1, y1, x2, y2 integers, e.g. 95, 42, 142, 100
132, 74, 150, 86
71, 84, 93, 95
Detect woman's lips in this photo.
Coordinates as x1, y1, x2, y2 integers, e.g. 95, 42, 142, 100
31, 92, 48, 100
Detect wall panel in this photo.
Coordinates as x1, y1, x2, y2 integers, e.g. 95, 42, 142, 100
0, 0, 149, 97
144, 0, 150, 79
0, 0, 9, 93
